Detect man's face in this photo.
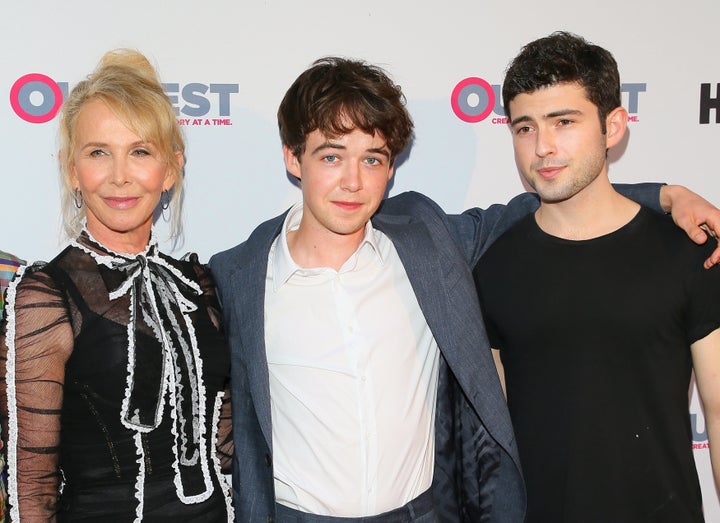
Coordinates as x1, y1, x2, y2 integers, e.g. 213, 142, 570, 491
284, 127, 394, 245
508, 82, 623, 203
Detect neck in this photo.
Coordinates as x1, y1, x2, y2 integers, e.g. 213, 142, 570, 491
84, 224, 152, 255
287, 224, 366, 271
535, 175, 640, 240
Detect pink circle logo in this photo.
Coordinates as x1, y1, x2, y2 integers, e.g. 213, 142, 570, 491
10, 73, 64, 123
451, 77, 496, 123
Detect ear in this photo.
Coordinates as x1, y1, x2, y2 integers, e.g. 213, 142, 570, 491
65, 149, 79, 190
163, 151, 184, 192
283, 145, 302, 180
70, 161, 79, 191
387, 163, 395, 181
605, 106, 628, 149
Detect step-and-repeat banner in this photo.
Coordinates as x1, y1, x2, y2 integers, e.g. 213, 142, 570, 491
3, 0, 719, 518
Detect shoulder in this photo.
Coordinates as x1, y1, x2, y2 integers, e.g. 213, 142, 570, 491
10, 243, 100, 298
474, 215, 535, 268
496, 213, 537, 243
614, 208, 719, 282
376, 193, 452, 231
637, 207, 714, 255
377, 191, 443, 216
6, 259, 66, 314
14, 246, 72, 286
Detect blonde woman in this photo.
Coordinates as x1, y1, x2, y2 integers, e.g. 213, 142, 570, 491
0, 50, 232, 522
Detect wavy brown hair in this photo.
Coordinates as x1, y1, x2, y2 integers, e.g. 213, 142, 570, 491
502, 31, 621, 133
278, 56, 414, 163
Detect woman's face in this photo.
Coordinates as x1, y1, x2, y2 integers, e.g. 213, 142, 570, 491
70, 100, 180, 253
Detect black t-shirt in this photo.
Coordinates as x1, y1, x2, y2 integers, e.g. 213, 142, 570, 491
474, 207, 720, 523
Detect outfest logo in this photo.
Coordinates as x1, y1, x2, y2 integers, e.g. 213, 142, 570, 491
451, 76, 647, 124
9, 73, 239, 126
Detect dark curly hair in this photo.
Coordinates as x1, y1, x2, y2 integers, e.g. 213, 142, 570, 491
278, 57, 414, 163
502, 31, 620, 133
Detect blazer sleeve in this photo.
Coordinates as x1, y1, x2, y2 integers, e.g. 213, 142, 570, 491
614, 182, 664, 211
447, 193, 540, 267
447, 183, 664, 266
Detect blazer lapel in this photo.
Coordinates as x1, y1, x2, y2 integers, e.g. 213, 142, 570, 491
228, 214, 286, 450
374, 214, 514, 443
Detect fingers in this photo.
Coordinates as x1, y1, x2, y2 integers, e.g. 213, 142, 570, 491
700, 223, 719, 240
704, 240, 720, 269
676, 217, 709, 245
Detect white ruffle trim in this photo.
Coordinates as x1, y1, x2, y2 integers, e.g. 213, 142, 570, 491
211, 392, 235, 521
5, 264, 27, 523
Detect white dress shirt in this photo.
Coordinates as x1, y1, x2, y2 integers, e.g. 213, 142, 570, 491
265, 203, 440, 517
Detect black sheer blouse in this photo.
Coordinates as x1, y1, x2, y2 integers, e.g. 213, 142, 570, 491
0, 230, 233, 522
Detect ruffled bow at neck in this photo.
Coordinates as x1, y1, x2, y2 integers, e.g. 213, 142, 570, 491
71, 229, 215, 503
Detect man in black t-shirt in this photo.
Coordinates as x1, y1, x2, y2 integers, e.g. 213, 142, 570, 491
474, 31, 720, 522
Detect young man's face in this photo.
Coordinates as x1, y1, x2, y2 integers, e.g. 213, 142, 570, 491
508, 81, 625, 204
284, 127, 394, 244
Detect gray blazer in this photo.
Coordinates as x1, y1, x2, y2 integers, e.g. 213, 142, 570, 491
209, 187, 661, 523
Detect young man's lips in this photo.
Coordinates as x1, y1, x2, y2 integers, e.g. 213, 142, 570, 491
333, 201, 362, 211
537, 166, 564, 179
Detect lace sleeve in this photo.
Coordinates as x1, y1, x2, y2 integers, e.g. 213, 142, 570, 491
215, 386, 233, 474
0, 266, 74, 522
187, 257, 233, 473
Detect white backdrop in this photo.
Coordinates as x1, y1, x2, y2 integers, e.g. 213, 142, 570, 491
2, 0, 719, 518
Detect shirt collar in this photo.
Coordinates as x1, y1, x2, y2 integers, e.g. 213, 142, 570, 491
271, 202, 385, 291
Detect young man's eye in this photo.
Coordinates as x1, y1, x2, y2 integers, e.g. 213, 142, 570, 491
323, 155, 338, 163
365, 157, 381, 166
514, 126, 531, 135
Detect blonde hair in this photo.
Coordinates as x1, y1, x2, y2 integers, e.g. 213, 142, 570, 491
58, 49, 185, 242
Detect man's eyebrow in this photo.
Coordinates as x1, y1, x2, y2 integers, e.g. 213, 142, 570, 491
545, 108, 583, 119
367, 147, 390, 158
510, 108, 583, 127
509, 115, 532, 127
309, 143, 391, 158
310, 141, 345, 155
